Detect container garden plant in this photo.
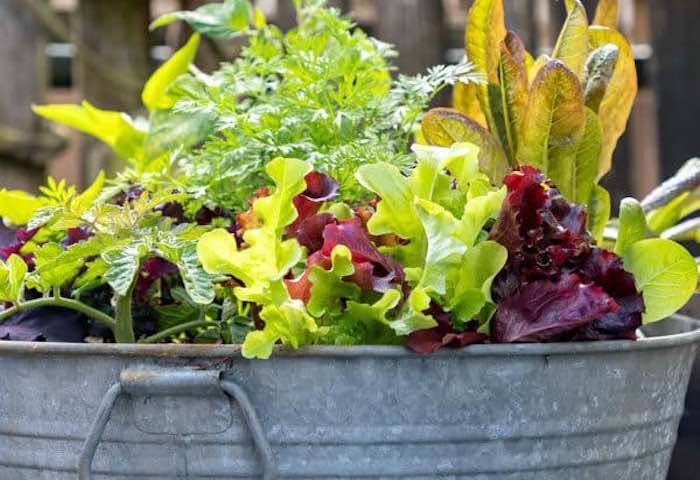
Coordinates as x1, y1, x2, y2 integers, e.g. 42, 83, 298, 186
1, 0, 699, 478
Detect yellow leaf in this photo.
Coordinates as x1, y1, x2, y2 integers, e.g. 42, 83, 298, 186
553, 0, 589, 79
517, 60, 586, 200
465, 0, 506, 139
588, 26, 637, 179
142, 33, 200, 111
593, 0, 618, 29
421, 108, 510, 184
495, 31, 529, 162
452, 82, 486, 127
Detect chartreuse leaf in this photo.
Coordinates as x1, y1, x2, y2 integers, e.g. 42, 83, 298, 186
198, 158, 308, 297
572, 108, 603, 204
32, 101, 145, 163
447, 241, 507, 327
307, 245, 360, 317
410, 199, 467, 297
588, 184, 611, 244
588, 27, 637, 179
517, 60, 586, 201
457, 186, 506, 247
332, 290, 402, 345
453, 81, 487, 127
28, 238, 104, 291
494, 32, 529, 163
421, 108, 510, 184
410, 145, 464, 213
142, 33, 200, 111
582, 44, 619, 113
593, 0, 618, 29
465, 0, 507, 139
150, 0, 253, 38
0, 254, 28, 304
0, 190, 47, 226
355, 162, 424, 267
623, 239, 698, 323
614, 198, 647, 255
647, 192, 689, 234
242, 299, 325, 359
72, 171, 106, 214
528, 54, 551, 84
390, 287, 436, 336
552, 0, 589, 79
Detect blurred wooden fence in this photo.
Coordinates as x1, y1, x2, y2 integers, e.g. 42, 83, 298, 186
2, 0, 699, 214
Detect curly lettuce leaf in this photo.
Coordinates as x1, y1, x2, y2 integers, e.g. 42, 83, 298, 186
307, 245, 360, 317
331, 289, 402, 345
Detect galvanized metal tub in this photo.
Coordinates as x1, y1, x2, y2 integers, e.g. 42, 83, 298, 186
1, 315, 699, 480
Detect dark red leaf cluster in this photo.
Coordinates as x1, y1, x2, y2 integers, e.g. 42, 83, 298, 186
406, 304, 487, 355
489, 167, 644, 343
0, 228, 37, 268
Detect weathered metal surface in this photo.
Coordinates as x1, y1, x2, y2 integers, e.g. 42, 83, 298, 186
0, 315, 699, 479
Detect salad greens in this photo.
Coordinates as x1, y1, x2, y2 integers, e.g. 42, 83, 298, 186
0, 0, 697, 359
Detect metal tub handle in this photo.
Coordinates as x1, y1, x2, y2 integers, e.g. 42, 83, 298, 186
78, 368, 277, 480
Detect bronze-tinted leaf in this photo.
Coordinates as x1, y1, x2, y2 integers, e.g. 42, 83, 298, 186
493, 31, 529, 163
528, 54, 551, 84
517, 60, 586, 201
553, 0, 589, 79
593, 0, 618, 29
453, 81, 487, 127
588, 26, 637, 179
582, 44, 619, 112
465, 0, 507, 139
421, 108, 510, 184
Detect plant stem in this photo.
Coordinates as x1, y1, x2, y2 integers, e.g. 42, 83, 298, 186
113, 283, 136, 344
138, 320, 216, 344
0, 296, 116, 330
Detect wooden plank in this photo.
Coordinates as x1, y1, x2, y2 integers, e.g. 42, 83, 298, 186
650, 0, 700, 178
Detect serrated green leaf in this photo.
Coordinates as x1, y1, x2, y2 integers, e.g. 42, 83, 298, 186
517, 60, 586, 201
150, 0, 252, 38
32, 101, 145, 163
623, 239, 698, 323
552, 0, 589, 79
102, 244, 143, 296
29, 242, 87, 291
421, 108, 510, 184
142, 33, 200, 111
614, 197, 647, 255
177, 244, 215, 305
307, 245, 360, 317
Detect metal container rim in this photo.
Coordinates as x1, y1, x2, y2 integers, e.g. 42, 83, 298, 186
1, 314, 699, 359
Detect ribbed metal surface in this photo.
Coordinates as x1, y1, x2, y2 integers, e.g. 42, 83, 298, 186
0, 315, 698, 479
